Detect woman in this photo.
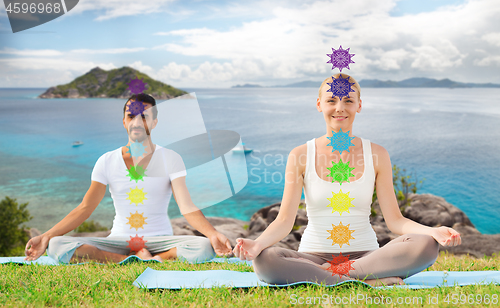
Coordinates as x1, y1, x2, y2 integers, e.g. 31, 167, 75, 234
234, 73, 461, 286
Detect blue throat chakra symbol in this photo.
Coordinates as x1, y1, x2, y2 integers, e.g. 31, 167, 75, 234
327, 45, 355, 72
127, 140, 147, 158
127, 100, 146, 116
327, 129, 355, 154
128, 77, 147, 94
327, 74, 356, 100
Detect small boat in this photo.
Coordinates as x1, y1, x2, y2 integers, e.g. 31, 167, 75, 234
232, 143, 253, 154
72, 141, 84, 147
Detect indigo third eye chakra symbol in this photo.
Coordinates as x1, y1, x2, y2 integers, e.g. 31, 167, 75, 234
3, 0, 79, 33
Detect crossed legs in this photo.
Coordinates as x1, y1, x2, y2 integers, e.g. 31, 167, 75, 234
47, 235, 214, 264
71, 245, 176, 263
253, 234, 439, 285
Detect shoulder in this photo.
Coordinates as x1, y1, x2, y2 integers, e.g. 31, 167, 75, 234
287, 142, 308, 174
95, 147, 122, 164
368, 141, 391, 173
156, 145, 182, 160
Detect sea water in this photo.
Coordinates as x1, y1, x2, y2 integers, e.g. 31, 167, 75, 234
0, 87, 499, 234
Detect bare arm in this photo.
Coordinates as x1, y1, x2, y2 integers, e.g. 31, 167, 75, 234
25, 181, 106, 260
171, 177, 232, 255
234, 145, 305, 260
374, 144, 461, 246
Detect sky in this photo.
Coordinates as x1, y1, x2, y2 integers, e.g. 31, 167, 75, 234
0, 0, 499, 88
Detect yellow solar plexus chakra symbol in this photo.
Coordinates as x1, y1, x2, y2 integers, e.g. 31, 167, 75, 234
127, 211, 147, 230
327, 189, 355, 215
126, 186, 148, 206
326, 221, 355, 248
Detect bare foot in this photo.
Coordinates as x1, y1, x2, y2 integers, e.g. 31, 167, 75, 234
297, 258, 331, 270
152, 255, 163, 263
135, 248, 153, 260
364, 277, 405, 286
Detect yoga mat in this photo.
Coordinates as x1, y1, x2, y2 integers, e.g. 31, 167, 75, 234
133, 269, 500, 290
0, 256, 251, 266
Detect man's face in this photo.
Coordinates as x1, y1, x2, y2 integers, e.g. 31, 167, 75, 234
122, 101, 157, 142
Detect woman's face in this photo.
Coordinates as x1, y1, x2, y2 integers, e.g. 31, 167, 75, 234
316, 83, 362, 132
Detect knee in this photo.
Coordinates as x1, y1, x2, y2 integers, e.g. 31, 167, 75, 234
179, 236, 215, 263
47, 236, 80, 263
253, 247, 279, 274
410, 234, 439, 262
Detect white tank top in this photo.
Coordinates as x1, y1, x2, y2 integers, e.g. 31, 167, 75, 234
298, 138, 380, 253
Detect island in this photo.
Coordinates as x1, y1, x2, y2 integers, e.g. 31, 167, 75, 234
269, 77, 500, 88
38, 66, 187, 99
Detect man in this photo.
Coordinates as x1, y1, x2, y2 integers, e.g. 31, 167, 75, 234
25, 93, 232, 263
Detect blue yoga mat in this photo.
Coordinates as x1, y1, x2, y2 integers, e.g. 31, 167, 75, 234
0, 256, 252, 266
133, 268, 500, 290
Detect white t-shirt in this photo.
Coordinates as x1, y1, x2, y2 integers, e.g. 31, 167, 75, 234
91, 145, 186, 237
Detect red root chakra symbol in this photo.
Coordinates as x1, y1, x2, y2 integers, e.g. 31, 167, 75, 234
126, 234, 148, 253
326, 252, 355, 278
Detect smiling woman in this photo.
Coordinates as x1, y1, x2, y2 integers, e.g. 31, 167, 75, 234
233, 73, 462, 286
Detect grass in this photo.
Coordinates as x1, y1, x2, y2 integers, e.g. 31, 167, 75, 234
1, 251, 499, 307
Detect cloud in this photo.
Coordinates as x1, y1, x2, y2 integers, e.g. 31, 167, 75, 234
482, 32, 500, 46
151, 0, 499, 83
410, 40, 466, 71
71, 48, 147, 54
0, 48, 63, 56
70, 0, 177, 21
474, 55, 500, 66
129, 61, 155, 76
0, 57, 115, 71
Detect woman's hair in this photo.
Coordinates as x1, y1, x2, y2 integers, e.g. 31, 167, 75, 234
318, 73, 361, 100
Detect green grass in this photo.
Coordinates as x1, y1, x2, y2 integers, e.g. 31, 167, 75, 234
1, 252, 499, 307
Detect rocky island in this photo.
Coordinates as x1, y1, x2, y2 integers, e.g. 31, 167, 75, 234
31, 193, 499, 259
38, 67, 187, 99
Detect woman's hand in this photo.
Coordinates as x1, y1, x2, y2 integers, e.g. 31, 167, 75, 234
209, 232, 233, 256
431, 226, 461, 246
24, 234, 50, 261
233, 238, 263, 261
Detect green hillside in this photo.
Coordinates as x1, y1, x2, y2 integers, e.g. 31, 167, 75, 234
39, 67, 187, 99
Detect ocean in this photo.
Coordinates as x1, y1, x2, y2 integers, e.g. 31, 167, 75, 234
0, 87, 499, 234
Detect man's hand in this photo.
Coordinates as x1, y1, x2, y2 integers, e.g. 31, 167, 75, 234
233, 238, 263, 261
209, 232, 233, 256
24, 234, 50, 261
431, 226, 461, 246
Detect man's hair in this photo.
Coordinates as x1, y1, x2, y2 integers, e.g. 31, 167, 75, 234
318, 73, 361, 100
123, 93, 158, 119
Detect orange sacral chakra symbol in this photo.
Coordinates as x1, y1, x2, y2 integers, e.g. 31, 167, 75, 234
326, 221, 355, 248
127, 211, 147, 230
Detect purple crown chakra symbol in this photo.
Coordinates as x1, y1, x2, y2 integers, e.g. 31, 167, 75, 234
128, 77, 147, 94
327, 46, 355, 72
327, 74, 355, 100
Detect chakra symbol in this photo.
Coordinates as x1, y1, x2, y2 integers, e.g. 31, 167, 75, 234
327, 189, 355, 215
327, 129, 355, 154
127, 186, 148, 206
128, 77, 147, 94
326, 252, 355, 278
326, 45, 355, 72
127, 140, 147, 158
327, 159, 355, 185
127, 99, 146, 116
127, 211, 147, 230
126, 234, 148, 253
326, 221, 355, 248
126, 165, 147, 183
326, 74, 356, 100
